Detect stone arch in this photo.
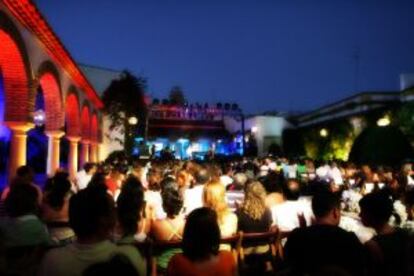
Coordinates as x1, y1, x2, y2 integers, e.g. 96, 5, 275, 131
81, 103, 91, 140
65, 87, 81, 137
0, 11, 33, 122
36, 61, 64, 131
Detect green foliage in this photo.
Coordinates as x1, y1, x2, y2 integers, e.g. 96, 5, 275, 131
302, 119, 356, 160
168, 86, 186, 106
395, 102, 414, 138
102, 71, 148, 155
349, 126, 414, 166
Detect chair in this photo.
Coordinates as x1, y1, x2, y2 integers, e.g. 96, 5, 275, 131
238, 230, 284, 274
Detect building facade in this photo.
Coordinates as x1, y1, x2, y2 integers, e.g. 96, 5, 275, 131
0, 0, 104, 187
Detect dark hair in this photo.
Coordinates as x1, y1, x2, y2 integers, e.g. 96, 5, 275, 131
312, 192, 341, 218
161, 186, 183, 218
195, 168, 210, 185
69, 184, 115, 240
88, 173, 107, 189
83, 254, 139, 276
84, 163, 97, 173
116, 176, 144, 236
16, 165, 34, 179
283, 179, 301, 201
359, 192, 395, 226
44, 172, 72, 210
182, 207, 220, 261
5, 180, 38, 217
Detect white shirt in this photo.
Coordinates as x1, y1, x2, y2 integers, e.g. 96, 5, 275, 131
328, 167, 344, 185
184, 185, 204, 215
271, 199, 313, 232
75, 170, 92, 191
144, 190, 166, 219
220, 175, 233, 188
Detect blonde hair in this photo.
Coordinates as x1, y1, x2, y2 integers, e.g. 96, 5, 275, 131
242, 181, 267, 220
203, 181, 229, 224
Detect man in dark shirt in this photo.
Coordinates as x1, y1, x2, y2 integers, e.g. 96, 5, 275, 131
284, 192, 366, 276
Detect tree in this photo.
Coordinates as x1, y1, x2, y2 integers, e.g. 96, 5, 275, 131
102, 70, 148, 156
169, 86, 186, 106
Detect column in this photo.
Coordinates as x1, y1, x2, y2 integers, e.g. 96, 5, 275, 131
45, 131, 65, 176
67, 136, 81, 180
97, 143, 104, 162
80, 140, 90, 168
89, 141, 98, 163
5, 122, 34, 180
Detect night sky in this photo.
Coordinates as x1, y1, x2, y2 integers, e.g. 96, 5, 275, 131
36, 0, 414, 114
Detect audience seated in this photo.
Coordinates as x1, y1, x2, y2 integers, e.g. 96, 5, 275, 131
284, 191, 365, 276
236, 181, 273, 274
151, 178, 185, 271
203, 181, 238, 238
167, 207, 237, 276
39, 184, 146, 276
42, 171, 75, 244
145, 167, 166, 219
184, 167, 209, 215
226, 172, 247, 212
1, 165, 42, 204
271, 179, 312, 231
0, 179, 51, 248
75, 163, 97, 192
359, 191, 411, 276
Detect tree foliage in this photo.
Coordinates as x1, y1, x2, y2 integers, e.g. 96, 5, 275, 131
102, 70, 148, 155
169, 86, 186, 106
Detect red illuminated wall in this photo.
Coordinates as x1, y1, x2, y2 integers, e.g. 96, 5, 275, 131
0, 29, 30, 122
90, 113, 99, 143
81, 105, 90, 140
39, 72, 64, 131
65, 92, 80, 137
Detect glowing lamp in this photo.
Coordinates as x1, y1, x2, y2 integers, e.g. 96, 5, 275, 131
251, 126, 258, 133
377, 116, 390, 127
320, 128, 328, 137
128, 116, 138, 125
33, 109, 45, 126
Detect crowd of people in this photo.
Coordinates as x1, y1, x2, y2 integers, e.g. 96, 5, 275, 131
0, 156, 414, 276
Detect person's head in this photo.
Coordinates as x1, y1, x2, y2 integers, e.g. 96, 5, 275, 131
88, 172, 108, 189
242, 181, 267, 220
116, 176, 144, 237
283, 179, 301, 201
84, 163, 97, 175
182, 207, 220, 262
232, 173, 248, 190
203, 181, 228, 223
195, 168, 210, 185
83, 254, 139, 276
148, 167, 162, 191
69, 184, 116, 242
312, 192, 341, 226
162, 186, 183, 218
359, 191, 394, 229
5, 179, 38, 217
15, 165, 34, 183
176, 169, 191, 188
45, 172, 72, 210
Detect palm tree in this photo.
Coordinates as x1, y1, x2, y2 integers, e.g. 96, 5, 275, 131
102, 70, 148, 156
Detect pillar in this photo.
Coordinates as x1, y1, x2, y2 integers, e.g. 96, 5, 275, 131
80, 140, 90, 168
67, 136, 81, 180
5, 122, 34, 180
97, 143, 104, 162
90, 141, 98, 163
45, 131, 65, 176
